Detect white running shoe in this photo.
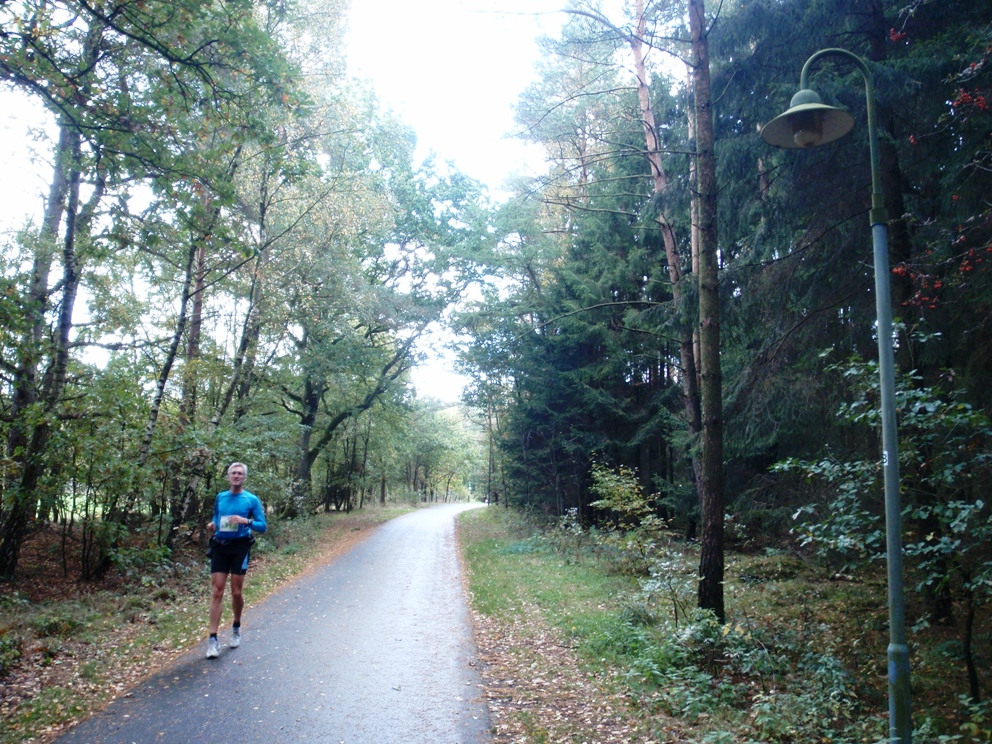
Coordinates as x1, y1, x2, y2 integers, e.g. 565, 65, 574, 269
230, 626, 241, 648
206, 637, 220, 659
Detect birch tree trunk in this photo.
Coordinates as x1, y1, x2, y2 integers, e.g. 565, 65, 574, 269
627, 3, 703, 481
567, 0, 704, 508
0, 105, 104, 574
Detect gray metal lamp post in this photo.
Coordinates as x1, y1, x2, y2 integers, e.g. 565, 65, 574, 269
760, 48, 912, 744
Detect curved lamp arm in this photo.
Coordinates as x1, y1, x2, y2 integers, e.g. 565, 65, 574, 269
800, 48, 886, 225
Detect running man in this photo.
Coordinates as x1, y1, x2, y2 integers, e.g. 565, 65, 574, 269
204, 462, 266, 659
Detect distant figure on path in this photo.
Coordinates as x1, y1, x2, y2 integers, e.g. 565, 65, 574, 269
204, 462, 266, 659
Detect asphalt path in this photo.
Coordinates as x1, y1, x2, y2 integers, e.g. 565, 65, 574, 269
56, 503, 492, 744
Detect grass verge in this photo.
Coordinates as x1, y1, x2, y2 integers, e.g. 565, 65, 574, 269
460, 506, 667, 742
459, 505, 984, 743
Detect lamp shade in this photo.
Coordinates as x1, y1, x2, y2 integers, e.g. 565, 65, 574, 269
761, 88, 855, 149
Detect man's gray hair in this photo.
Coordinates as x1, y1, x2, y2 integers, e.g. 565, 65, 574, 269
228, 462, 248, 477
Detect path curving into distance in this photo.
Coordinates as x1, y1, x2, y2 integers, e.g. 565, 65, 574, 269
56, 503, 492, 744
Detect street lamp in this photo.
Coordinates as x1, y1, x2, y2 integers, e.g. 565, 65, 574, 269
761, 48, 913, 744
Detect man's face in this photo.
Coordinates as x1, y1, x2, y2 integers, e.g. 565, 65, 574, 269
228, 466, 246, 489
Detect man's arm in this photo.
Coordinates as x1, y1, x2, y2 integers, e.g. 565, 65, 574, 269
250, 496, 267, 534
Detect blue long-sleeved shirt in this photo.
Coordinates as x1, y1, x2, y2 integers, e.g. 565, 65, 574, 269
212, 489, 267, 539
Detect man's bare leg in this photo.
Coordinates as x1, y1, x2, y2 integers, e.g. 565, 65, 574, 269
209, 572, 228, 634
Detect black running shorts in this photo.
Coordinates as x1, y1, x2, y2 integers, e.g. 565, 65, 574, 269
209, 537, 253, 576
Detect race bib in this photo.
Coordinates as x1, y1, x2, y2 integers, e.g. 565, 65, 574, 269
219, 514, 239, 533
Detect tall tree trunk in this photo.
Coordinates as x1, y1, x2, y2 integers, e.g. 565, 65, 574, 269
179, 243, 207, 426
234, 173, 271, 422
0, 113, 91, 576
233, 248, 270, 422
291, 372, 324, 516
163, 151, 245, 542
357, 419, 371, 509
565, 5, 703, 480
157, 240, 208, 551
136, 242, 199, 468
687, 68, 703, 398
626, 3, 704, 475
689, 0, 726, 622
962, 579, 980, 703
170, 242, 265, 532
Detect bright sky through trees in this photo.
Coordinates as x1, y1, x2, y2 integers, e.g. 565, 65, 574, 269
344, 0, 569, 401
0, 94, 54, 231
344, 0, 564, 193
0, 1, 571, 403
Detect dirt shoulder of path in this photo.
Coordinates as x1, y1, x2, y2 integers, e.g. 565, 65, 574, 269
470, 602, 681, 744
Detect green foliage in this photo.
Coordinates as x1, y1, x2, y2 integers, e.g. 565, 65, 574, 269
30, 609, 83, 639
2, 0, 992, 731
456, 0, 992, 580
776, 455, 885, 569
954, 696, 992, 742
588, 463, 674, 575
590, 463, 653, 524
109, 541, 173, 580
0, 630, 22, 676
460, 505, 916, 743
458, 18, 693, 518
0, 0, 489, 580
544, 507, 589, 562
495, 536, 545, 555
638, 548, 696, 627
776, 353, 992, 608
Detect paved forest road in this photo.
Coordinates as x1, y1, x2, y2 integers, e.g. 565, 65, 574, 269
57, 503, 492, 744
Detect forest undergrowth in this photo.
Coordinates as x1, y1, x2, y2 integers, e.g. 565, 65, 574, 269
459, 505, 990, 743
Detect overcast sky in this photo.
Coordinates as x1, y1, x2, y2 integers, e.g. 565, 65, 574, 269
344, 0, 566, 193
344, 0, 573, 400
